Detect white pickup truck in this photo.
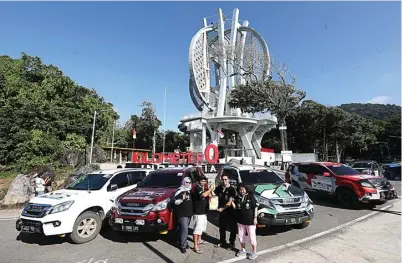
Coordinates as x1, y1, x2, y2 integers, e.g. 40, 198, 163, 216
15, 168, 152, 244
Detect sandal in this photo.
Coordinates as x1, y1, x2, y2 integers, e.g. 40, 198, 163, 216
193, 248, 203, 254
198, 240, 207, 245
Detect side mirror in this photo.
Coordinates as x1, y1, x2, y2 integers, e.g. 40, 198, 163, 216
109, 184, 118, 191
323, 172, 330, 177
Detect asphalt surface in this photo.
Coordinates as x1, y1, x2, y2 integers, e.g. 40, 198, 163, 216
0, 181, 400, 263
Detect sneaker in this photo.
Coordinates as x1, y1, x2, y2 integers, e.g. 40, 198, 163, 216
236, 249, 247, 257
181, 248, 187, 254
248, 252, 258, 260
214, 243, 228, 248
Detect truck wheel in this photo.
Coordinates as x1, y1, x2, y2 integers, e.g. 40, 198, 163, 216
294, 221, 310, 229
68, 211, 102, 244
337, 188, 360, 209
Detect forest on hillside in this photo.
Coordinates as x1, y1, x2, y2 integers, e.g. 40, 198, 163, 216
0, 53, 188, 172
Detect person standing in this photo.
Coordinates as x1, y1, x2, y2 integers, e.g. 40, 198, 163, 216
232, 183, 258, 260
192, 175, 214, 254
172, 177, 193, 254
213, 173, 237, 250
34, 174, 46, 196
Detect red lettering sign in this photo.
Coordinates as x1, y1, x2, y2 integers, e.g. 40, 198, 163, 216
131, 144, 219, 164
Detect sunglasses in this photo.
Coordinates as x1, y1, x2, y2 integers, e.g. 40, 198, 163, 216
185, 181, 191, 184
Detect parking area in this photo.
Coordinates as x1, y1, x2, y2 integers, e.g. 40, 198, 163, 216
1, 181, 400, 263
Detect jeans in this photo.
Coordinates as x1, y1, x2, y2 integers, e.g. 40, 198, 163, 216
219, 210, 237, 245
178, 217, 191, 249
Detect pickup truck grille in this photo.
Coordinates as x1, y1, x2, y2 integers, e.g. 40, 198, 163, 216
21, 203, 52, 218
276, 211, 307, 219
271, 197, 303, 209
118, 202, 153, 216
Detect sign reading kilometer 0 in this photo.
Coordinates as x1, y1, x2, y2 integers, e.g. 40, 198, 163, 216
132, 144, 219, 164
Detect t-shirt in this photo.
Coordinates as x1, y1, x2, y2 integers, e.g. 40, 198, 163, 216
213, 185, 237, 212
192, 184, 209, 215
35, 178, 45, 192
173, 190, 193, 218
233, 193, 258, 225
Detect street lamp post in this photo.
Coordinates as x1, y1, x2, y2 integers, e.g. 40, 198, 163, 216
89, 109, 113, 164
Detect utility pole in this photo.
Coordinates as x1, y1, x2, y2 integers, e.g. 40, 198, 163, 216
162, 86, 167, 155
110, 119, 116, 162
89, 110, 97, 164
89, 109, 113, 164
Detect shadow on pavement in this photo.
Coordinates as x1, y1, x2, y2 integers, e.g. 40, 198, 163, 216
371, 208, 401, 216
16, 233, 66, 245
99, 228, 159, 243
142, 242, 175, 263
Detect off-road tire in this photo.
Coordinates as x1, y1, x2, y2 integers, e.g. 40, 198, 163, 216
337, 188, 360, 209
293, 221, 310, 229
68, 211, 102, 244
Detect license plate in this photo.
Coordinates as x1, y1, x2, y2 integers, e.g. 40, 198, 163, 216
123, 225, 139, 232
285, 217, 303, 225
21, 225, 36, 233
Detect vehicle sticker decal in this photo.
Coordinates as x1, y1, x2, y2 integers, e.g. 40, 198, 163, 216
311, 179, 332, 191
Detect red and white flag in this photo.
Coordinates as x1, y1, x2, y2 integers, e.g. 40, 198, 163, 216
132, 129, 137, 139
217, 129, 224, 139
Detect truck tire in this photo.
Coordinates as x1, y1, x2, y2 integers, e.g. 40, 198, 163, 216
68, 211, 102, 244
336, 188, 360, 209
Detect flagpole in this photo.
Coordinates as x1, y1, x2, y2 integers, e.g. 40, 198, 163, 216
162, 86, 167, 155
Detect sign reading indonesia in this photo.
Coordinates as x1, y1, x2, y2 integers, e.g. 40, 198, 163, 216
132, 144, 219, 164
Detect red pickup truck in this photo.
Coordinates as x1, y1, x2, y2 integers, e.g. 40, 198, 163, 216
109, 167, 206, 239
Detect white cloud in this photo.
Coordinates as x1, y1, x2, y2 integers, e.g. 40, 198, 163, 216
367, 96, 391, 104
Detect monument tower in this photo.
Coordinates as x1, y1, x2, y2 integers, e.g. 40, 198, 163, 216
179, 8, 277, 163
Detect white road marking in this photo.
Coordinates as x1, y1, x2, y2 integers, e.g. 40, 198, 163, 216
216, 201, 396, 263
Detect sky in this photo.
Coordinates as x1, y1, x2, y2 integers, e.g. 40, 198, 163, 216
0, 1, 400, 131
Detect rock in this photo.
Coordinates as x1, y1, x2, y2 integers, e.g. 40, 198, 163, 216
2, 165, 55, 206
2, 174, 34, 205
59, 149, 85, 167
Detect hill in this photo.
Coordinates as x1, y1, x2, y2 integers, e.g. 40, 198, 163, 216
339, 103, 401, 121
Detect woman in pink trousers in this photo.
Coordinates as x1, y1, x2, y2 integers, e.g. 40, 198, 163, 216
232, 183, 258, 260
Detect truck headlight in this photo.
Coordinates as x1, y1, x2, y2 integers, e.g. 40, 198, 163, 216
360, 180, 375, 188
152, 198, 170, 211
254, 195, 275, 210
49, 201, 74, 214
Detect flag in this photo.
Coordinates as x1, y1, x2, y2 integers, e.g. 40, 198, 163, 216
217, 129, 224, 139
132, 129, 137, 139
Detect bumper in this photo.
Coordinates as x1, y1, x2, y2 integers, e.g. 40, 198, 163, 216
359, 189, 398, 203
110, 217, 169, 234
257, 210, 314, 226
16, 214, 75, 236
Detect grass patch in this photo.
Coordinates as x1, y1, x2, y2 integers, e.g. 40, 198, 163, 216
0, 170, 18, 179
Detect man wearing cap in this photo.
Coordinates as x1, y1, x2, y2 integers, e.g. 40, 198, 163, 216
191, 175, 214, 254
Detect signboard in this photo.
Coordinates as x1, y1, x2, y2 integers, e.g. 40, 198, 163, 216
281, 151, 292, 162
131, 143, 219, 164
125, 162, 226, 174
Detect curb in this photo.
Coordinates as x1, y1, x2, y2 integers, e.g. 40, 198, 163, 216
216, 199, 399, 263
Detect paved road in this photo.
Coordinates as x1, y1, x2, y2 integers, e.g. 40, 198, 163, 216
0, 181, 400, 263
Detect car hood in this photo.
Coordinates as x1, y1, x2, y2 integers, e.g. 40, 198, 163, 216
339, 174, 381, 181
29, 189, 89, 205
249, 183, 305, 198
118, 187, 177, 204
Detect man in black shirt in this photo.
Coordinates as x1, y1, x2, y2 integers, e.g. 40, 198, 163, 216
192, 175, 214, 253
213, 172, 237, 250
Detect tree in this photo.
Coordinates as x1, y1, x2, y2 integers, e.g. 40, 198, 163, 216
0, 53, 118, 170
229, 60, 306, 151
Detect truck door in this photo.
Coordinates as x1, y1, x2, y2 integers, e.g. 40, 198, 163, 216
106, 172, 131, 212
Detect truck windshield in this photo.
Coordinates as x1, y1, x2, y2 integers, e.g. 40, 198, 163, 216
137, 171, 183, 188
66, 174, 110, 190
240, 170, 283, 185
327, 165, 360, 175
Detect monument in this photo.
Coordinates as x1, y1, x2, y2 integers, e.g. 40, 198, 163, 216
178, 8, 278, 164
